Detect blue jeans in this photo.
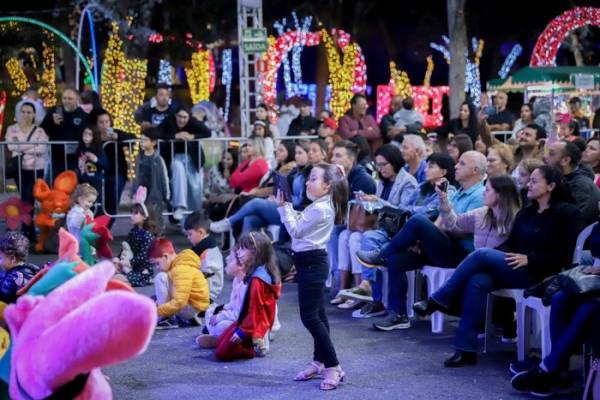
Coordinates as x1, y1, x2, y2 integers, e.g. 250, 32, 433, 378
432, 248, 534, 352
360, 229, 389, 302
228, 198, 281, 234
382, 215, 469, 315
544, 290, 600, 372
294, 249, 339, 367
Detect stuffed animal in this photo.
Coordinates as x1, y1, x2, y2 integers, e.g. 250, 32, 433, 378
80, 215, 113, 265
33, 171, 78, 253
0, 229, 156, 399
113, 242, 134, 274
4, 260, 156, 399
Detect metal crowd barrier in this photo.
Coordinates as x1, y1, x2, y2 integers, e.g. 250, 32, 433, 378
0, 135, 319, 219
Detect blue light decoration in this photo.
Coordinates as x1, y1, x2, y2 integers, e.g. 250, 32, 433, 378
221, 49, 232, 121
498, 44, 523, 79
75, 5, 100, 91
273, 18, 293, 98
430, 42, 451, 64
291, 12, 312, 88
158, 59, 173, 86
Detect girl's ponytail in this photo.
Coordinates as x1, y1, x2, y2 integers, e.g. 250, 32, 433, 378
314, 163, 349, 225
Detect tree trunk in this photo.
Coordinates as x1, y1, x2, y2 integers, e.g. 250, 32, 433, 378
447, 0, 467, 118
316, 42, 329, 115
567, 32, 584, 66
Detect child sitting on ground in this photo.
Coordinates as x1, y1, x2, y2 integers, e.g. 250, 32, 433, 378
114, 187, 161, 287
0, 232, 41, 304
150, 238, 210, 329
132, 127, 170, 211
184, 211, 224, 301
196, 247, 248, 348
66, 183, 97, 242
213, 232, 281, 361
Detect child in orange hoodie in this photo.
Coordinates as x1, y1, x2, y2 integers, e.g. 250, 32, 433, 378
215, 231, 281, 361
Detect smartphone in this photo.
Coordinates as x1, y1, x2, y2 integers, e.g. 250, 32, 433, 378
273, 172, 293, 202
437, 181, 448, 192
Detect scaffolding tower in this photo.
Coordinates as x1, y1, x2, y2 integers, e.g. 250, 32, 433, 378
237, 0, 264, 137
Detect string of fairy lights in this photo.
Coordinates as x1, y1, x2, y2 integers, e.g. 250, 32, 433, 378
221, 49, 232, 121
185, 49, 215, 104
39, 31, 57, 107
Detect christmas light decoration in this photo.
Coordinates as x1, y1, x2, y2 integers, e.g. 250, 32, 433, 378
530, 7, 600, 67
423, 56, 434, 87
413, 85, 450, 127
6, 58, 28, 96
186, 49, 216, 104
272, 19, 293, 97
75, 5, 99, 91
39, 31, 57, 107
0, 91, 6, 135
321, 28, 366, 119
0, 17, 97, 91
101, 23, 147, 159
389, 62, 412, 99
291, 13, 312, 88
221, 49, 232, 121
376, 85, 393, 123
430, 42, 451, 64
158, 59, 173, 86
498, 44, 523, 79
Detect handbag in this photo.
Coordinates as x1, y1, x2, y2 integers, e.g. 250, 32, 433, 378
584, 357, 600, 400
376, 205, 411, 237
5, 126, 37, 179
348, 201, 378, 233
557, 265, 600, 296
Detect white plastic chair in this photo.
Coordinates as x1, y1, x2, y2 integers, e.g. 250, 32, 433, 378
483, 288, 524, 354
381, 268, 416, 318
420, 266, 455, 333
515, 222, 596, 360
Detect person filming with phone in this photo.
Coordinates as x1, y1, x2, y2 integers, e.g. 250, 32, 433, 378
41, 87, 89, 178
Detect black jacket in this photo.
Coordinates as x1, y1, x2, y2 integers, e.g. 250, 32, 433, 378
158, 115, 211, 170
565, 165, 600, 227
287, 115, 319, 136
498, 201, 582, 282
103, 129, 136, 179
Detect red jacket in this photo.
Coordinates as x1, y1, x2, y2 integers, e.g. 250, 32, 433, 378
229, 159, 269, 193
235, 266, 281, 340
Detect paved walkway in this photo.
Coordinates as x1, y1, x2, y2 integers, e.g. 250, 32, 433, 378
27, 223, 581, 399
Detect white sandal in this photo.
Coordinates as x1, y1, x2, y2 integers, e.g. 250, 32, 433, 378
294, 361, 324, 381
320, 365, 345, 390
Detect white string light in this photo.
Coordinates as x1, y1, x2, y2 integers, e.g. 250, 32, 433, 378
498, 44, 523, 79
221, 48, 232, 121
158, 59, 173, 86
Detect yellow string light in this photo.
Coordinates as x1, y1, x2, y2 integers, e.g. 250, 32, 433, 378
321, 29, 357, 120
186, 50, 211, 104
389, 61, 413, 99
5, 58, 28, 97
38, 31, 57, 107
474, 39, 484, 66
100, 23, 147, 180
423, 56, 434, 87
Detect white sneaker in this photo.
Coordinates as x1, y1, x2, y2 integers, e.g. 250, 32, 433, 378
173, 207, 186, 221
337, 299, 361, 310
210, 219, 232, 233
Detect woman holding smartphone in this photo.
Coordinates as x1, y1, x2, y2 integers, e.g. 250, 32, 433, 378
356, 175, 521, 331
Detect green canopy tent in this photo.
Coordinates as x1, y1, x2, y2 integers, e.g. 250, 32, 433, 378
487, 66, 600, 93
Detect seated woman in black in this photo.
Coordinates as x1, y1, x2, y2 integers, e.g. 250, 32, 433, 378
414, 165, 582, 367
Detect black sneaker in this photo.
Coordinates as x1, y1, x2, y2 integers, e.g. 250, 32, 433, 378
156, 317, 180, 330
373, 313, 410, 331
356, 249, 387, 268
352, 301, 387, 319
511, 366, 554, 397
509, 357, 541, 376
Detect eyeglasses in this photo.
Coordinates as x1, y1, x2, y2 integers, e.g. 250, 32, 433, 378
375, 162, 389, 169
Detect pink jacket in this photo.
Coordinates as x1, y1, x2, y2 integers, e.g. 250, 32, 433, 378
5, 124, 49, 171
440, 206, 511, 249
338, 112, 382, 151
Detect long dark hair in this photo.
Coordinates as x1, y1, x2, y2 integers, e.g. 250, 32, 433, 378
482, 175, 521, 235
131, 203, 161, 236
236, 231, 281, 284
374, 144, 405, 179
218, 147, 239, 176
277, 140, 296, 168
79, 124, 103, 154
533, 165, 574, 205
313, 163, 349, 225
459, 101, 479, 142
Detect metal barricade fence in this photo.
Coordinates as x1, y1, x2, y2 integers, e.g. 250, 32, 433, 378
0, 136, 320, 220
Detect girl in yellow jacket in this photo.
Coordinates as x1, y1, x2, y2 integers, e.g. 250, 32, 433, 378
150, 238, 210, 329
